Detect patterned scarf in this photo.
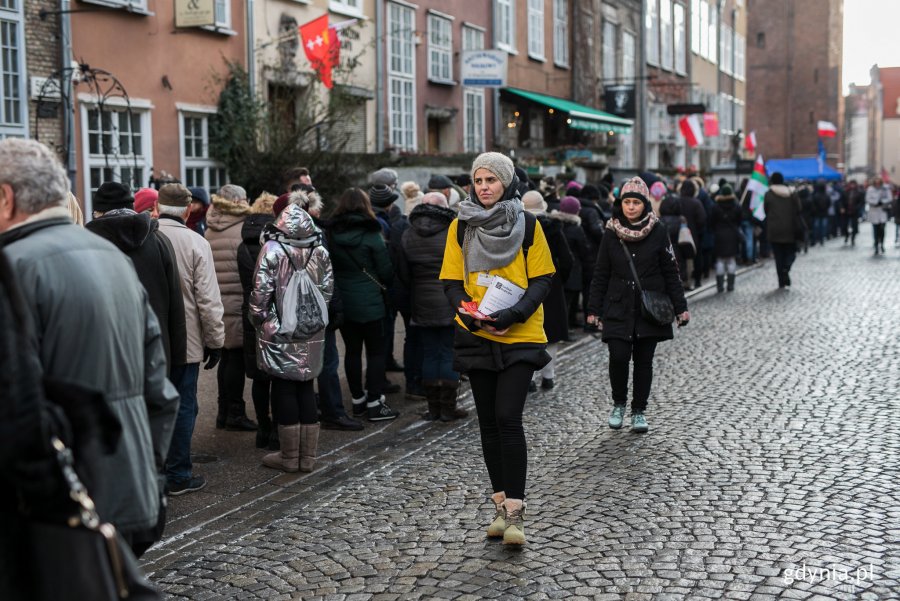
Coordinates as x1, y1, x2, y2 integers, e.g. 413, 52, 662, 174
607, 212, 659, 242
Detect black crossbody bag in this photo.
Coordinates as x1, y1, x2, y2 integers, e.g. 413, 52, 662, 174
618, 238, 675, 326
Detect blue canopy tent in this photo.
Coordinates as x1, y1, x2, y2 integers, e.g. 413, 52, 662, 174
765, 158, 842, 182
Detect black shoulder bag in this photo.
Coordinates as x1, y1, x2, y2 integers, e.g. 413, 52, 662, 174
618, 238, 675, 327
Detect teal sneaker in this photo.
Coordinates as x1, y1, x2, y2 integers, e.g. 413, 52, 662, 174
608, 405, 626, 429
631, 412, 648, 433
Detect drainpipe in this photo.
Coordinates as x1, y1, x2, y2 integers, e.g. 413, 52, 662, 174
638, 0, 647, 170
375, 0, 384, 153
247, 0, 255, 97
61, 0, 76, 192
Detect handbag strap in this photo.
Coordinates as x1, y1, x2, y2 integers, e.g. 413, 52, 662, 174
342, 245, 387, 291
50, 436, 102, 529
618, 238, 645, 295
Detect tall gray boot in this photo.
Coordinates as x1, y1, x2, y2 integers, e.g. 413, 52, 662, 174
299, 424, 319, 473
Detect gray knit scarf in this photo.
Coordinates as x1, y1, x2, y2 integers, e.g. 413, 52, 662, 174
457, 195, 525, 274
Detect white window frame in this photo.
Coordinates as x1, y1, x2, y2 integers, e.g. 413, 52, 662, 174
0, 0, 27, 138
690, 0, 700, 54
720, 24, 732, 75
79, 0, 149, 13
645, 0, 659, 66
699, 0, 708, 59
427, 13, 453, 83
734, 32, 745, 81
660, 0, 673, 71
329, 0, 363, 19
496, 0, 516, 53
462, 24, 485, 52
213, 0, 230, 29
79, 97, 152, 211
464, 88, 485, 153
388, 2, 416, 151
707, 0, 717, 63
674, 2, 686, 75
527, 0, 545, 60
178, 108, 228, 197
602, 20, 616, 81
553, 0, 568, 67
621, 31, 635, 80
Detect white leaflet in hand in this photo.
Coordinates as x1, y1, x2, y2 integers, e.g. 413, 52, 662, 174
478, 275, 525, 315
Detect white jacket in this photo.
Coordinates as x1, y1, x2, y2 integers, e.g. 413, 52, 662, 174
158, 216, 226, 363
865, 185, 891, 225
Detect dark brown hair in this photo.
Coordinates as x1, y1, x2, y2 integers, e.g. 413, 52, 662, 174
332, 187, 376, 220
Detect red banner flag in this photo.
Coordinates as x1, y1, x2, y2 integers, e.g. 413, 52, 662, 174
745, 130, 757, 153
299, 14, 339, 88
817, 120, 837, 138
703, 112, 720, 137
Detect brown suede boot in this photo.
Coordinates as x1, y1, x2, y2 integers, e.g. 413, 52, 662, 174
439, 386, 468, 422
262, 424, 299, 472
299, 424, 320, 473
487, 491, 506, 538
422, 384, 441, 421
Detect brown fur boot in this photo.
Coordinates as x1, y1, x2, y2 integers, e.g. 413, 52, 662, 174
299, 424, 320, 473
439, 385, 468, 422
422, 384, 441, 421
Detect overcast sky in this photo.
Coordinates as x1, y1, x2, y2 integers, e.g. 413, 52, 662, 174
843, 0, 900, 92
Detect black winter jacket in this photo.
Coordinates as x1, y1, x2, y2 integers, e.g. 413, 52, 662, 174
86, 212, 187, 370
710, 198, 742, 258
556, 212, 591, 291
538, 214, 574, 343
587, 220, 688, 342
579, 198, 606, 260
237, 212, 275, 379
397, 203, 457, 327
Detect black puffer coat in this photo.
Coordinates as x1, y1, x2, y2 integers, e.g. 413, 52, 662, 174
579, 198, 606, 267
86, 211, 186, 370
555, 211, 591, 291
587, 219, 688, 342
237, 212, 275, 380
710, 197, 742, 258
397, 203, 457, 327
537, 214, 573, 343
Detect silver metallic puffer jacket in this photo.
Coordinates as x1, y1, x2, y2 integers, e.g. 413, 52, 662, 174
249, 204, 333, 381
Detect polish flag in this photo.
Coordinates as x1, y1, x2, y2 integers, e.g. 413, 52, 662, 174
745, 130, 757, 153
817, 120, 837, 138
679, 114, 704, 148
703, 112, 720, 137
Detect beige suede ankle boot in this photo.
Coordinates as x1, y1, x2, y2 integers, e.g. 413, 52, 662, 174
502, 499, 526, 545
487, 492, 506, 538
262, 424, 300, 472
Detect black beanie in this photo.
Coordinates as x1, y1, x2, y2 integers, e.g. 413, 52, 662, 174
93, 182, 134, 212
580, 184, 601, 200
770, 172, 784, 185
680, 180, 697, 198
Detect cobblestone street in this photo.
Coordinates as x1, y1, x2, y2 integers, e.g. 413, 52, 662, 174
142, 232, 900, 600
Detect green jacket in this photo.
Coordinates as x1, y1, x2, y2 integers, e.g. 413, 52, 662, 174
327, 212, 394, 323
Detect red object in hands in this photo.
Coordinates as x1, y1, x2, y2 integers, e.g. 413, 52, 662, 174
460, 301, 494, 321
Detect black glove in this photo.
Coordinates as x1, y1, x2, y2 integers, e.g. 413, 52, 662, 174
487, 308, 523, 331
203, 347, 222, 370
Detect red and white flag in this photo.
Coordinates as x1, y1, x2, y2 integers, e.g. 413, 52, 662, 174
703, 112, 720, 137
299, 14, 340, 88
745, 130, 757, 153
679, 114, 704, 148
817, 120, 837, 138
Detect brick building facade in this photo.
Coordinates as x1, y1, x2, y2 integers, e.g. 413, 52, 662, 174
746, 0, 844, 163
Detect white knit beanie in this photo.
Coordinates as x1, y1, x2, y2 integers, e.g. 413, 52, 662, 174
470, 152, 515, 190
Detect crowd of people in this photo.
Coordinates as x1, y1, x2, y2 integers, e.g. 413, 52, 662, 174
4, 134, 895, 592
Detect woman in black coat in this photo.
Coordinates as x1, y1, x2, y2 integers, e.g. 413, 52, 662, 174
557, 196, 592, 328
587, 177, 689, 434
709, 184, 742, 292
523, 191, 573, 391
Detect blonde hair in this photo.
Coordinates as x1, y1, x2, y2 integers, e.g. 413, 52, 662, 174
66, 191, 84, 226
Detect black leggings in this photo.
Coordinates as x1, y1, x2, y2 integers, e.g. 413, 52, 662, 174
216, 348, 245, 404
468, 363, 533, 500
340, 319, 385, 401
270, 378, 317, 425
873, 223, 886, 250
607, 338, 658, 413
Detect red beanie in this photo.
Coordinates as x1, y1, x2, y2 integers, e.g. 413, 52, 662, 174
273, 193, 291, 217
134, 188, 158, 214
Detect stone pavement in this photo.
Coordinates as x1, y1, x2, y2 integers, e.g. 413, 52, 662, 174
142, 230, 900, 600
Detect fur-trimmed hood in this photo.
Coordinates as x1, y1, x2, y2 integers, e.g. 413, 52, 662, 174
251, 193, 277, 215
549, 209, 581, 226
768, 184, 792, 198
206, 195, 251, 232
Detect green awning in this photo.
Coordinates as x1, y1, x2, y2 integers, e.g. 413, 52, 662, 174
505, 87, 633, 134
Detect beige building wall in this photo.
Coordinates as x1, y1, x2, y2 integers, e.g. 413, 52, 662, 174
252, 0, 377, 154
883, 120, 900, 183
